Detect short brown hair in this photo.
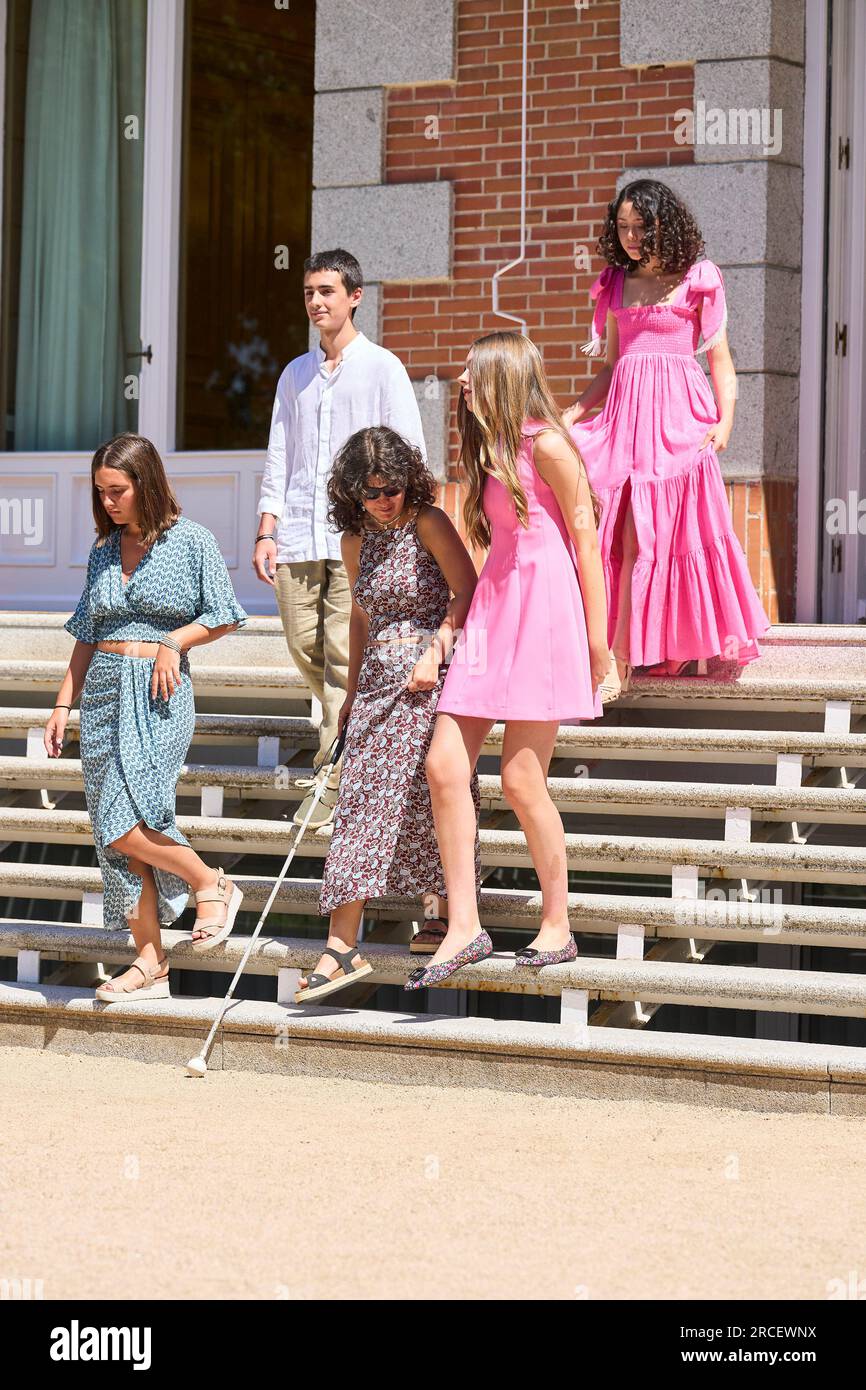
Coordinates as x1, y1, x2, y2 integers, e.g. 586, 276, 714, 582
91, 433, 180, 546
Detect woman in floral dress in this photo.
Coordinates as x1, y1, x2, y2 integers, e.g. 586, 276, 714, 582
295, 426, 482, 1005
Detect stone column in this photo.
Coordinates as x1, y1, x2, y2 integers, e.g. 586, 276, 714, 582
309, 0, 458, 479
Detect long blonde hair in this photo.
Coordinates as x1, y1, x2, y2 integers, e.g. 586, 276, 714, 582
458, 332, 600, 551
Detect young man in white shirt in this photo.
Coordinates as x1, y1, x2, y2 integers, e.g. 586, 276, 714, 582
254, 248, 427, 826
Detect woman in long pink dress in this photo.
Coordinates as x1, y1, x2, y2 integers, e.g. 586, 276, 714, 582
405, 332, 610, 990
565, 179, 769, 690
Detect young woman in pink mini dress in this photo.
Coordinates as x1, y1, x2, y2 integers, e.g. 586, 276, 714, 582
405, 332, 610, 990
565, 179, 769, 695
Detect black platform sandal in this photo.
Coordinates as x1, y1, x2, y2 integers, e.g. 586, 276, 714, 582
409, 919, 448, 954
294, 945, 373, 1004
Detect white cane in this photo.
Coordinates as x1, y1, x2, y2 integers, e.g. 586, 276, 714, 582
185, 725, 347, 1077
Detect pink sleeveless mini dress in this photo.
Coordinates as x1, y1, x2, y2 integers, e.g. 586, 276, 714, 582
436, 419, 602, 722
570, 260, 769, 667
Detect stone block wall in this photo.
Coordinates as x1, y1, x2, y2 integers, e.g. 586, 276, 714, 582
310, 0, 805, 619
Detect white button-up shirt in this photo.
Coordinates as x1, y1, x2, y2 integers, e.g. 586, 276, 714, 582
257, 331, 427, 563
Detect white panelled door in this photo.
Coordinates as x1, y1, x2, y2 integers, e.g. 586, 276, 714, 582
822, 0, 866, 623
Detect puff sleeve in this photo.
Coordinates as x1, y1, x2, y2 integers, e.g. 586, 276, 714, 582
580, 265, 619, 357
64, 545, 98, 644
689, 260, 728, 355
194, 526, 248, 631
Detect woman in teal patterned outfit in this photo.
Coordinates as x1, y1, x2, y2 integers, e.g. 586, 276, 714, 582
44, 434, 247, 1002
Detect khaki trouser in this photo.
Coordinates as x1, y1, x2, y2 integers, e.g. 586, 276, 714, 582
275, 560, 351, 787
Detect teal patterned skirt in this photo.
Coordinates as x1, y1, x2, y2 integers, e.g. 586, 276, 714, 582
79, 651, 195, 929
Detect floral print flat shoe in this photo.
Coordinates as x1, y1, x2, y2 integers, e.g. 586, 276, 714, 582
514, 937, 578, 967
404, 929, 493, 990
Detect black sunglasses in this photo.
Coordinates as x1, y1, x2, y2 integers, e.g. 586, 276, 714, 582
363, 485, 404, 500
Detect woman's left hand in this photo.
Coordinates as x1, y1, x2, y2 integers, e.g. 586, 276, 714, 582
405, 650, 441, 692
151, 645, 182, 701
701, 422, 731, 452
589, 641, 613, 693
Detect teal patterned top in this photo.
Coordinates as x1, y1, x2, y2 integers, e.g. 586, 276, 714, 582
65, 516, 247, 644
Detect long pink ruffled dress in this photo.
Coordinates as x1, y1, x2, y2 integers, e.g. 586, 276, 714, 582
437, 419, 602, 722
570, 259, 769, 667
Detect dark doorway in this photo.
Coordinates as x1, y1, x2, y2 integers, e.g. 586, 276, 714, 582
177, 0, 315, 450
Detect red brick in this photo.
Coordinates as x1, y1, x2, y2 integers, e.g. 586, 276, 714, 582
381, 2, 700, 478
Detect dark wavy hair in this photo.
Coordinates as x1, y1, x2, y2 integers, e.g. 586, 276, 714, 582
91, 433, 180, 547
596, 179, 705, 275
327, 426, 437, 536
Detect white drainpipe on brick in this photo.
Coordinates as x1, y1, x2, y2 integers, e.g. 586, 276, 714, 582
491, 0, 529, 335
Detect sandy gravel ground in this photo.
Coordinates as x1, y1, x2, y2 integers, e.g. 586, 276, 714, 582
2, 1046, 864, 1301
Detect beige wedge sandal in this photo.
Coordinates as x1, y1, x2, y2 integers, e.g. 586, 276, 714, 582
191, 868, 244, 952
95, 955, 170, 1003
599, 653, 632, 704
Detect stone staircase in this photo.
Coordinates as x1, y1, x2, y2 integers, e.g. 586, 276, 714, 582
1, 612, 865, 1112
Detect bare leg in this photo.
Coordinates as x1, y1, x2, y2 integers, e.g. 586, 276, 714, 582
108, 822, 235, 942
412, 887, 450, 948
500, 720, 571, 952
296, 899, 366, 993
100, 858, 167, 992
428, 892, 448, 920
611, 500, 637, 671
423, 712, 493, 966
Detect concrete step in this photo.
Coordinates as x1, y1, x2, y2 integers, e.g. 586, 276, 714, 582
1, 806, 864, 882
5, 613, 863, 1099
0, 611, 285, 665
2, 979, 865, 1111
4, 708, 865, 767
13, 611, 866, 653
0, 659, 310, 699
2, 873, 866, 950
8, 613, 863, 662
620, 678, 863, 715
3, 629, 864, 712
2, 756, 863, 823
4, 920, 866, 1018
2, 656, 863, 712
6, 613, 863, 706
760, 624, 866, 646
0, 707, 316, 752
620, 636, 864, 712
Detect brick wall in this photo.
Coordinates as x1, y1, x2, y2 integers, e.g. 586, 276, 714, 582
727, 479, 797, 625
382, 0, 794, 621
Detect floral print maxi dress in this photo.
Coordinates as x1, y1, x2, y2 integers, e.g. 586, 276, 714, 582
318, 510, 482, 914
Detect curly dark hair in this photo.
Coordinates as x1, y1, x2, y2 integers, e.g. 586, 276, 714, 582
596, 179, 705, 275
327, 426, 437, 536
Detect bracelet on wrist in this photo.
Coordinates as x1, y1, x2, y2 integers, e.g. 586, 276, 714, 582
159, 636, 182, 654
54, 704, 72, 711
255, 533, 275, 544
